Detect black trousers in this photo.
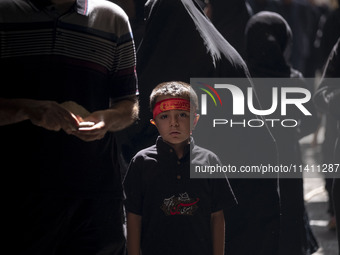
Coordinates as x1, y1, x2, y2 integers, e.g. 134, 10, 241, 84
6, 194, 125, 255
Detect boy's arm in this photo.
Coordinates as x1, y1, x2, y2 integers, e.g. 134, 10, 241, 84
211, 210, 225, 255
127, 211, 142, 255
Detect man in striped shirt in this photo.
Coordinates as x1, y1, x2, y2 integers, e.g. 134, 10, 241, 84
0, 0, 138, 254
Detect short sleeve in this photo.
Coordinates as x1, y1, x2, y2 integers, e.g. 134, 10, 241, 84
109, 12, 138, 100
123, 156, 144, 216
209, 154, 237, 213
211, 177, 237, 213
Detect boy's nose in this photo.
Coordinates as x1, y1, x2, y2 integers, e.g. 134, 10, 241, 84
170, 115, 179, 127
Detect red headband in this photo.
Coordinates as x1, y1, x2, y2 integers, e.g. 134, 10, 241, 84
153, 98, 190, 119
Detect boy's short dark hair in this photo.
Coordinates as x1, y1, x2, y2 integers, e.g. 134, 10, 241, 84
149, 81, 199, 111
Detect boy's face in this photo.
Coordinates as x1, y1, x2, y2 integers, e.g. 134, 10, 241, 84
151, 96, 198, 147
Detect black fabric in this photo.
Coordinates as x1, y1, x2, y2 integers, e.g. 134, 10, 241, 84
120, 0, 278, 170
209, 0, 251, 57
5, 195, 125, 255
319, 8, 340, 68
0, 2, 134, 253
118, 1, 281, 254
314, 37, 340, 255
333, 178, 340, 253
0, 1, 137, 198
314, 39, 340, 130
117, 0, 248, 164
245, 11, 292, 78
245, 11, 320, 255
314, 38, 340, 162
124, 136, 235, 255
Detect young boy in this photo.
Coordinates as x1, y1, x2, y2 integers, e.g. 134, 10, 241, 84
123, 81, 236, 255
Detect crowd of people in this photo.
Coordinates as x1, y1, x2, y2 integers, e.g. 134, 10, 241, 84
0, 0, 339, 254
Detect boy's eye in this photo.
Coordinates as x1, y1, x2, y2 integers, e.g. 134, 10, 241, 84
179, 112, 189, 118
159, 114, 168, 119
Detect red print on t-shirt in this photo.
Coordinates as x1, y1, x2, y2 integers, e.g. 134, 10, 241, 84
161, 192, 199, 216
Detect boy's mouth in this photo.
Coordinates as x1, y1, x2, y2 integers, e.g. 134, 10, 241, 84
170, 131, 181, 135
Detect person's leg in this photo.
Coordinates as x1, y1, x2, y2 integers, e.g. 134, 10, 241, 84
58, 198, 126, 255
11, 194, 75, 255
325, 178, 335, 215
333, 178, 340, 252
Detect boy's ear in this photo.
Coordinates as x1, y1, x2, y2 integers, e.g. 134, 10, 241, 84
192, 114, 200, 129
150, 119, 156, 126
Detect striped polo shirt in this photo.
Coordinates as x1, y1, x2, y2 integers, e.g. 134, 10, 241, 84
0, 0, 137, 103
0, 0, 137, 197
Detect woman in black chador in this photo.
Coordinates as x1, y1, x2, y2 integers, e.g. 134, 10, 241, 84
204, 0, 251, 58
314, 38, 340, 255
118, 1, 282, 254
245, 11, 319, 255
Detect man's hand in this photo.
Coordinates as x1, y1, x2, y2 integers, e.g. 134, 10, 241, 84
71, 98, 138, 142
71, 111, 108, 141
26, 100, 79, 133
0, 97, 138, 142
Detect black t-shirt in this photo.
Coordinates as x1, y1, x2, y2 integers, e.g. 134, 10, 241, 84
124, 137, 236, 255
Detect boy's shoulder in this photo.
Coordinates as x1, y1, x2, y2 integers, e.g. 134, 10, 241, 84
192, 144, 216, 155
131, 144, 158, 162
191, 143, 221, 162
132, 137, 169, 161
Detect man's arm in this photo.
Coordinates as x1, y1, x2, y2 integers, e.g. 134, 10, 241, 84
211, 210, 225, 255
0, 98, 79, 132
0, 98, 31, 126
126, 211, 142, 255
108, 96, 139, 131
71, 96, 139, 141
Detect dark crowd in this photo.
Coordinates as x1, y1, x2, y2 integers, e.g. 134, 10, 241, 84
0, 0, 339, 255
